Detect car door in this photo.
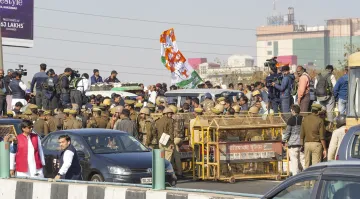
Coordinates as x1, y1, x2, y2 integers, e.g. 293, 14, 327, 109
42, 134, 61, 178
318, 176, 360, 199
68, 135, 92, 180
263, 173, 321, 199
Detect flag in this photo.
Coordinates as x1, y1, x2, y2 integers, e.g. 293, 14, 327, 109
160, 28, 202, 88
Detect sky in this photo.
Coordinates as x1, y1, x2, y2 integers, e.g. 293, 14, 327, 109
2, 0, 360, 85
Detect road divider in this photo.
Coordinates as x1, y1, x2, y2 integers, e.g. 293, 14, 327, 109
0, 178, 262, 199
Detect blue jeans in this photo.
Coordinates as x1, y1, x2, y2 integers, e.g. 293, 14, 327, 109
271, 99, 281, 113
338, 98, 347, 115
281, 97, 294, 113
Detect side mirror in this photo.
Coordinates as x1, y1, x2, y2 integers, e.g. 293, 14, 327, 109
77, 151, 86, 158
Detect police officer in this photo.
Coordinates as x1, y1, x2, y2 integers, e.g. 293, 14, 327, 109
124, 100, 137, 121
87, 108, 107, 128
54, 135, 82, 180
28, 104, 39, 122
44, 110, 57, 133
33, 110, 49, 137
266, 67, 282, 113
113, 109, 137, 137
201, 93, 215, 113
55, 108, 66, 130
138, 107, 157, 148
156, 108, 175, 162
300, 104, 326, 169
169, 105, 184, 177
63, 110, 82, 130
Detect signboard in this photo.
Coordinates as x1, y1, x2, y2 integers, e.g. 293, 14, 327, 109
0, 0, 34, 47
179, 143, 193, 160
219, 141, 282, 161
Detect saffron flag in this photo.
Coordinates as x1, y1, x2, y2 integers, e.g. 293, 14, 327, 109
160, 28, 202, 88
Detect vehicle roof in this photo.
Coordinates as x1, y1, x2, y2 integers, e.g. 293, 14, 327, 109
165, 89, 240, 96
51, 129, 127, 136
0, 119, 22, 124
85, 91, 137, 97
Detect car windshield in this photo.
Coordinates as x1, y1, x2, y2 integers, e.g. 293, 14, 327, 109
83, 133, 149, 154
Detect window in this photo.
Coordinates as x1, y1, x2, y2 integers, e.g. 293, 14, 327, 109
348, 67, 360, 117
268, 41, 272, 46
351, 135, 360, 158
321, 179, 360, 199
272, 177, 317, 199
44, 135, 60, 151
267, 51, 272, 55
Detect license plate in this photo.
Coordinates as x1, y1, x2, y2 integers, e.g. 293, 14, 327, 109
141, 178, 152, 184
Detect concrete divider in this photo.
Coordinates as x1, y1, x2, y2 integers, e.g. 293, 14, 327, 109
0, 178, 262, 199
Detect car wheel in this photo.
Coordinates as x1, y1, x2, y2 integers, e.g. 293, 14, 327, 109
90, 174, 104, 182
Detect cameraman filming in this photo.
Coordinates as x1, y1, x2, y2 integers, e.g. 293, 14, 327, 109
265, 58, 282, 113
9, 72, 27, 108
272, 65, 294, 113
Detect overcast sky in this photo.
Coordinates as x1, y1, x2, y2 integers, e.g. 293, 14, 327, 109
3, 0, 359, 85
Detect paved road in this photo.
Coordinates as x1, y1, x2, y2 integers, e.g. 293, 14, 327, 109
176, 179, 282, 195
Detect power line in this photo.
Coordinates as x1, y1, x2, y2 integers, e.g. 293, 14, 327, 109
3, 61, 169, 77
35, 25, 327, 51
4, 53, 163, 71
34, 36, 327, 61
34, 7, 257, 31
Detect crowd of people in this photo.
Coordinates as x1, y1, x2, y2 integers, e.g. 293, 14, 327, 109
0, 62, 350, 178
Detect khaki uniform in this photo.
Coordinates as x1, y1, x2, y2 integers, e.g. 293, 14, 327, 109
300, 113, 325, 169
138, 118, 157, 148
130, 110, 137, 122
29, 114, 39, 123
95, 116, 108, 128
106, 119, 118, 129
55, 112, 66, 129
63, 117, 82, 130
201, 99, 215, 113
156, 116, 174, 162
46, 116, 58, 133
172, 114, 185, 175
33, 118, 49, 137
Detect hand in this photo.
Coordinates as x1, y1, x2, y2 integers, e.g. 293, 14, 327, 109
54, 175, 61, 180
169, 144, 175, 150
10, 170, 15, 177
4, 134, 10, 142
323, 150, 327, 159
271, 82, 276, 87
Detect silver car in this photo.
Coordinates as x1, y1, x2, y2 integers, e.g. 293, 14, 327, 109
337, 125, 360, 160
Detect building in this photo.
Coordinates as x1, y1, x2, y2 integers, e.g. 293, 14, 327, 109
198, 55, 257, 85
257, 7, 360, 69
188, 58, 207, 70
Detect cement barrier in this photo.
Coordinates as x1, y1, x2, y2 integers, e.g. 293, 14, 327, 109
0, 178, 262, 199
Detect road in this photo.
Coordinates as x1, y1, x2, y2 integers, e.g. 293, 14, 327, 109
176, 179, 282, 195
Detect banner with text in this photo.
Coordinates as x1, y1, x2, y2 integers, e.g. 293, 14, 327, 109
160, 28, 202, 88
0, 0, 34, 47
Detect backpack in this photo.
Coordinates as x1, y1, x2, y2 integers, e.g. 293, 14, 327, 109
44, 77, 55, 91
69, 77, 83, 90
315, 73, 332, 101
55, 73, 66, 95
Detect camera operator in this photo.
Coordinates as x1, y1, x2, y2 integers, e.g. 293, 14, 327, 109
272, 65, 295, 113
70, 72, 89, 109
9, 72, 27, 108
30, 63, 48, 109
265, 64, 281, 113
57, 68, 72, 107
4, 69, 14, 112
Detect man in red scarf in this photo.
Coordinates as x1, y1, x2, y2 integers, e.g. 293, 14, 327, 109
10, 120, 45, 177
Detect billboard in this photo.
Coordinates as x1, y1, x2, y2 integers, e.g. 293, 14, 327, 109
0, 0, 34, 48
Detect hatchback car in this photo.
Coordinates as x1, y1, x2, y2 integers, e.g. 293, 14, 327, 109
262, 161, 360, 199
42, 129, 176, 185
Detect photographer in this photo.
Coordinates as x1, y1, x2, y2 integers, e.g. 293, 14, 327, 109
9, 72, 27, 108
70, 72, 89, 109
272, 65, 295, 113
30, 63, 48, 109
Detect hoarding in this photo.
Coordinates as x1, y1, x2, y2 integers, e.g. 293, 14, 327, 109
0, 0, 34, 48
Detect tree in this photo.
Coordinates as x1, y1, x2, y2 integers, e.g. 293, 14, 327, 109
338, 43, 360, 68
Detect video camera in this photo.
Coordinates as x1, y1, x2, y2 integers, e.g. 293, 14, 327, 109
264, 57, 278, 73
15, 65, 27, 76
72, 70, 81, 78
